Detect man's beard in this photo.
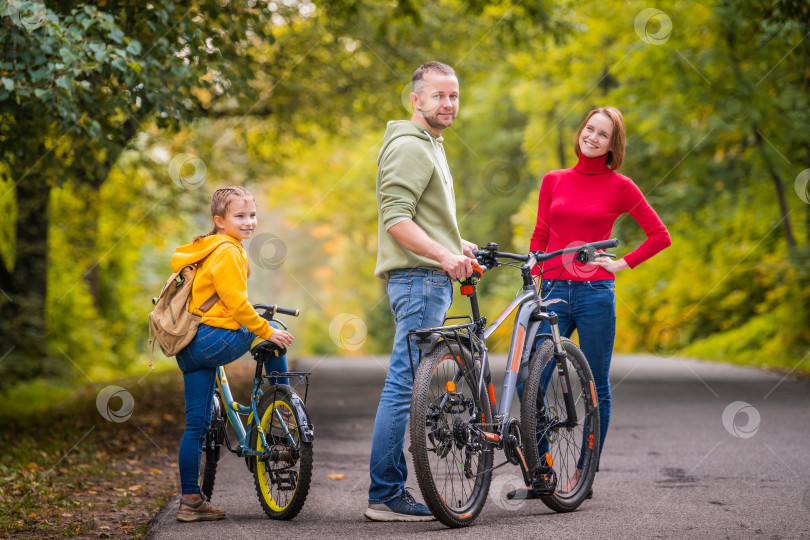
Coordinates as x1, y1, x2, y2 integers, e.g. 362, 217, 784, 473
422, 110, 455, 130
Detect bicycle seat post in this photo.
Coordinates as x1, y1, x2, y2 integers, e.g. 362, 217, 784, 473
253, 354, 265, 381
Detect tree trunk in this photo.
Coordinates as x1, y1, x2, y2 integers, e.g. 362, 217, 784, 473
0, 172, 53, 387
753, 125, 796, 249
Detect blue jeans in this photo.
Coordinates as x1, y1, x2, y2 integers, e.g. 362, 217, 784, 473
175, 323, 288, 495
368, 269, 453, 503
529, 279, 616, 471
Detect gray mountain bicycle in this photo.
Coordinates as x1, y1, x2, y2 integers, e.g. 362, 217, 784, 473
408, 239, 618, 528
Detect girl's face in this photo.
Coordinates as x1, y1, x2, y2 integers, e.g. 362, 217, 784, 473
213, 196, 257, 241
579, 112, 614, 159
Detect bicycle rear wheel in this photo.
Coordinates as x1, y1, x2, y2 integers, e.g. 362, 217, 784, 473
199, 392, 223, 500
520, 338, 599, 512
410, 342, 493, 528
251, 386, 313, 520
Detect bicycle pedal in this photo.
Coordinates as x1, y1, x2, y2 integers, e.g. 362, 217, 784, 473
531, 467, 557, 495
272, 476, 296, 490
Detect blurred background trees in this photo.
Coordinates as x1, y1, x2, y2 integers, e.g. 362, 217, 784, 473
1, 0, 807, 389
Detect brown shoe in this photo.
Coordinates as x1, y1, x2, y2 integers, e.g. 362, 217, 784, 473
176, 494, 226, 522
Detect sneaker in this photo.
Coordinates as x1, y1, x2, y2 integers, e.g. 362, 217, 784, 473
364, 489, 435, 522
176, 494, 226, 522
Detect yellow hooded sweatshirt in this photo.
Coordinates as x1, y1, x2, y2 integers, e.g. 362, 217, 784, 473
171, 234, 273, 340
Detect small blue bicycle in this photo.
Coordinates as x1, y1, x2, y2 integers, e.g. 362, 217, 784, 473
199, 304, 314, 520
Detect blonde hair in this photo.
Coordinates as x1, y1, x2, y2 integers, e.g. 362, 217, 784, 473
194, 186, 254, 241
574, 107, 626, 171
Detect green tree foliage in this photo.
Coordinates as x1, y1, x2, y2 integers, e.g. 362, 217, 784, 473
0, 0, 287, 383
2, 0, 808, 390
0, 0, 563, 386
508, 0, 810, 368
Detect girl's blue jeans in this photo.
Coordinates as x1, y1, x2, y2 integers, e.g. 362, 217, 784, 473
175, 323, 288, 495
368, 269, 453, 503
522, 279, 616, 471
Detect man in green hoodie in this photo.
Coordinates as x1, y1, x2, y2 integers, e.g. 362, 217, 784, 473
365, 61, 478, 522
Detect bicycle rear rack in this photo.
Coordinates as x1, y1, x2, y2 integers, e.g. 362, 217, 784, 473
407, 321, 480, 381
264, 371, 311, 403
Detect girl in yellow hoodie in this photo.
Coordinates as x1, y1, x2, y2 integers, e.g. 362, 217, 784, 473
172, 186, 293, 522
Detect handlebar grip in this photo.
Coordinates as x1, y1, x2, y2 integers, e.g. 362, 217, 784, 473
275, 306, 300, 317
588, 238, 619, 250
253, 303, 300, 317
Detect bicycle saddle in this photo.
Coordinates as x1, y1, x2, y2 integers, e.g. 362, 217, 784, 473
250, 339, 286, 358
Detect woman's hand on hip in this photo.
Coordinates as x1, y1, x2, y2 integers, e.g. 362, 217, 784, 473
589, 254, 629, 274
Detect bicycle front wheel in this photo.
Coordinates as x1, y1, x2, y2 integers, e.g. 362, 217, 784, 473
520, 338, 600, 512
251, 386, 313, 520
410, 342, 493, 528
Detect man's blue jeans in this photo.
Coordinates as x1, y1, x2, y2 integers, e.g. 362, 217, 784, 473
175, 323, 288, 495
530, 279, 616, 470
368, 269, 453, 503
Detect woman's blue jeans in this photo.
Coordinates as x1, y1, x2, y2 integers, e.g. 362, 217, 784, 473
368, 269, 453, 503
527, 279, 616, 471
175, 323, 288, 495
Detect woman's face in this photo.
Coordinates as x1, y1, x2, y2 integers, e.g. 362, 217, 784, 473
579, 112, 614, 159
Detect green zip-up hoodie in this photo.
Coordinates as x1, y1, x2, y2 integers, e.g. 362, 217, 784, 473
374, 120, 463, 278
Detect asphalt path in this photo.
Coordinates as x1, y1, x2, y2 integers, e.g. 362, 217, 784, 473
147, 353, 810, 539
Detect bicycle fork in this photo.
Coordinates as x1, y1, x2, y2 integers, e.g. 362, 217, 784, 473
545, 311, 579, 428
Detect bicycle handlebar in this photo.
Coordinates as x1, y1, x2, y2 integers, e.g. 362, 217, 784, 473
586, 239, 620, 251
253, 304, 300, 317
472, 238, 620, 269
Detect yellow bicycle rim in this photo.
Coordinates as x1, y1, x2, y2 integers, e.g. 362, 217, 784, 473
256, 400, 297, 511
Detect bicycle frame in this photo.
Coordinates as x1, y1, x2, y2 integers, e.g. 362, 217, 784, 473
408, 249, 593, 456
214, 361, 315, 463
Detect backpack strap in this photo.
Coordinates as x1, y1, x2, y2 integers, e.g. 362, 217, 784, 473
198, 292, 220, 313
148, 323, 156, 370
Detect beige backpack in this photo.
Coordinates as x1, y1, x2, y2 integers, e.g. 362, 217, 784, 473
147, 244, 227, 366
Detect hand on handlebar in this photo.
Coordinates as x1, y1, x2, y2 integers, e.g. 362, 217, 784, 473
268, 328, 294, 347
440, 251, 474, 281
461, 239, 478, 259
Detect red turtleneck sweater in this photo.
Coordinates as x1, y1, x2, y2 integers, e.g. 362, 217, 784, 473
530, 154, 671, 281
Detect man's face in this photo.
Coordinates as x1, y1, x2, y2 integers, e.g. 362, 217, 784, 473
411, 71, 459, 133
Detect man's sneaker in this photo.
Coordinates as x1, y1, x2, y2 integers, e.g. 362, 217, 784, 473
176, 494, 226, 522
364, 489, 435, 522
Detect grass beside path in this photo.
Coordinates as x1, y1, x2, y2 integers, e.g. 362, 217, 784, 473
0, 367, 187, 538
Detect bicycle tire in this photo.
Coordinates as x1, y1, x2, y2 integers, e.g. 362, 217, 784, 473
520, 338, 600, 512
200, 392, 223, 500
410, 342, 493, 528
251, 385, 313, 520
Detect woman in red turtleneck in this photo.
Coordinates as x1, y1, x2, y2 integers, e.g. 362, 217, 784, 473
528, 106, 671, 497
